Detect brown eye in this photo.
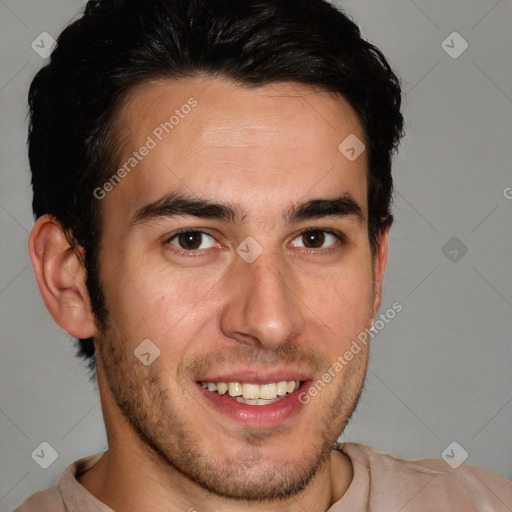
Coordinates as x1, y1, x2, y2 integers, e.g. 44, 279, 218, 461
168, 231, 216, 251
291, 229, 341, 250
302, 230, 325, 248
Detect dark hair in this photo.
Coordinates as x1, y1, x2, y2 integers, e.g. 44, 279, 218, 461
28, 0, 404, 370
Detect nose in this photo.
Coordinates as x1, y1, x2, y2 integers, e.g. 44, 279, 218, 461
219, 250, 306, 349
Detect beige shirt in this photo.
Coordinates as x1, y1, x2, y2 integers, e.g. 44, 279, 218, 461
14, 443, 512, 511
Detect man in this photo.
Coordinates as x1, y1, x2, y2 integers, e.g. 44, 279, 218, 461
16, 0, 511, 510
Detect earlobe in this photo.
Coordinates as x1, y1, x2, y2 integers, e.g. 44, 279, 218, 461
28, 215, 98, 339
371, 224, 390, 320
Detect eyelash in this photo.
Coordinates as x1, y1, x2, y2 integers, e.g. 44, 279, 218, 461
164, 228, 346, 257
294, 229, 346, 255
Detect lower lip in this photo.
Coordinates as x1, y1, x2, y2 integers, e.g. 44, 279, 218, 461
197, 381, 312, 428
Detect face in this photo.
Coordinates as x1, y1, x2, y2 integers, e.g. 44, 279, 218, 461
94, 77, 386, 501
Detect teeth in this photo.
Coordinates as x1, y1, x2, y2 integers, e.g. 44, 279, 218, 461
217, 382, 228, 395
242, 383, 260, 399
276, 381, 288, 396
234, 396, 284, 406
287, 381, 297, 393
228, 382, 242, 397
260, 383, 277, 399
202, 380, 302, 401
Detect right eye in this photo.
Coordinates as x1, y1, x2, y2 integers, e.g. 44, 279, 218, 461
166, 230, 217, 253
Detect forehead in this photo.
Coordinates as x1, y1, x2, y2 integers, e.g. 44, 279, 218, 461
105, 77, 368, 226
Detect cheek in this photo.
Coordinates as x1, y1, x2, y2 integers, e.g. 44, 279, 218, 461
102, 255, 221, 341
312, 261, 374, 341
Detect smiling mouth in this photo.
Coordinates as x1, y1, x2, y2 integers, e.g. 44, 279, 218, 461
200, 380, 304, 406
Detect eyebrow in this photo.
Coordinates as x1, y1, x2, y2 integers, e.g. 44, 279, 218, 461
130, 192, 364, 228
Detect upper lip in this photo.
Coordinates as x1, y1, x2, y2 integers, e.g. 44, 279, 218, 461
197, 369, 313, 385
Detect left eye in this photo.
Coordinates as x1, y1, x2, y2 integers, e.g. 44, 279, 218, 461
291, 229, 341, 250
168, 230, 216, 251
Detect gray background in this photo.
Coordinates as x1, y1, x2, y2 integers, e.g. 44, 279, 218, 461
1, 0, 511, 509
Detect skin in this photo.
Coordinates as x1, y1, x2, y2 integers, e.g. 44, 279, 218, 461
29, 77, 389, 512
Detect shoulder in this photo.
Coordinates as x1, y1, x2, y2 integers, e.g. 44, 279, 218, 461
13, 485, 65, 512
13, 452, 108, 512
339, 442, 512, 511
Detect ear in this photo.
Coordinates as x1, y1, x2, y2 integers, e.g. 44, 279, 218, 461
371, 223, 390, 322
28, 214, 98, 339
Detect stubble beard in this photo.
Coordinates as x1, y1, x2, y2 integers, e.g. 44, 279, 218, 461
96, 321, 368, 503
